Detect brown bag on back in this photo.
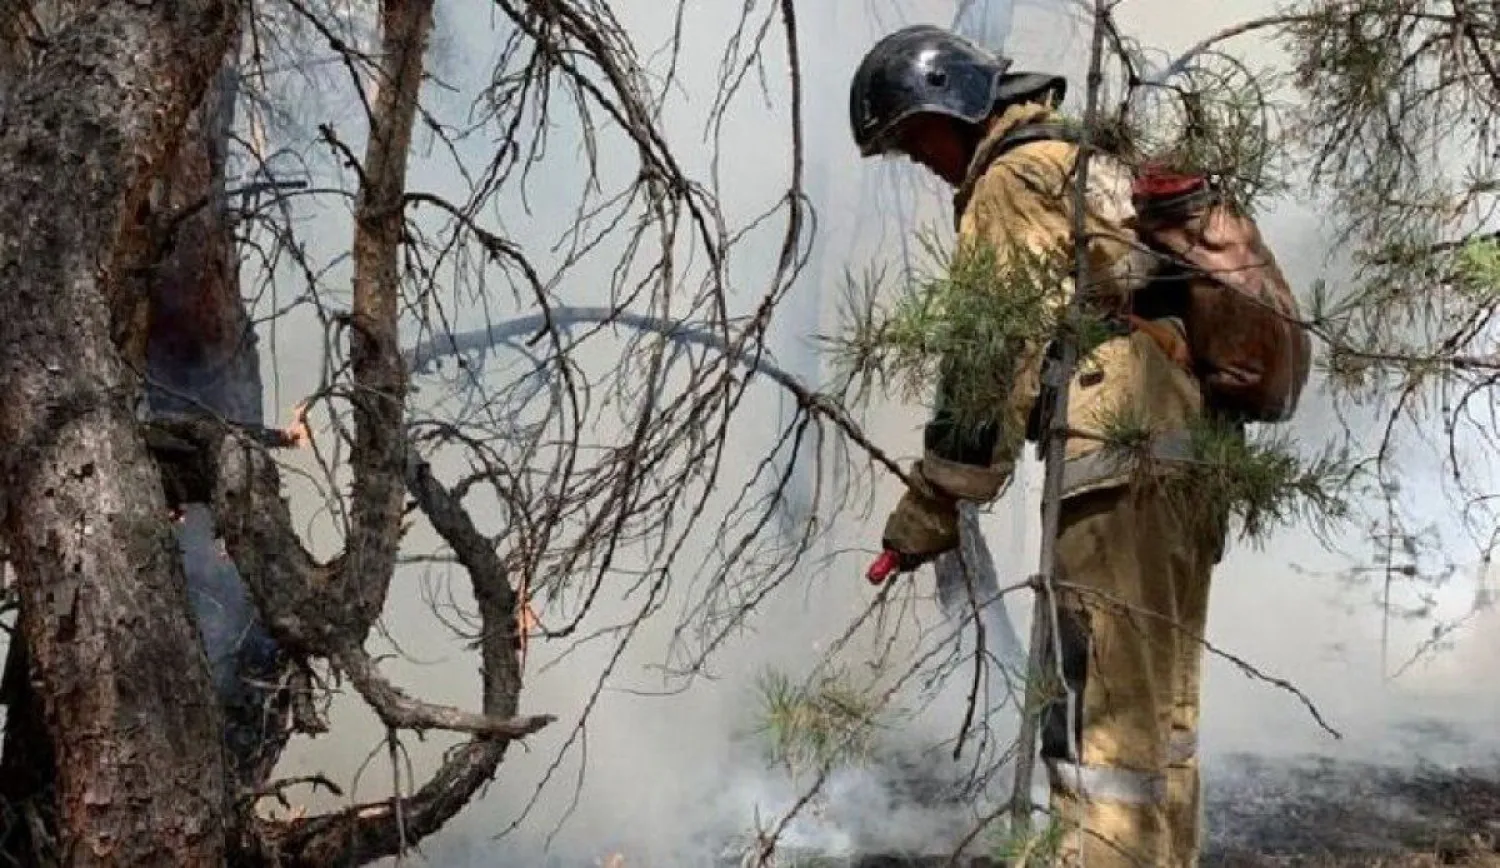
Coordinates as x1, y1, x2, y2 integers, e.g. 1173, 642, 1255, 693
967, 123, 1314, 424
1132, 173, 1312, 423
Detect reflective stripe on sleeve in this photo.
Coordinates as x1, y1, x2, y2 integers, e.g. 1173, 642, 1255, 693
1060, 427, 1196, 497
1045, 758, 1168, 805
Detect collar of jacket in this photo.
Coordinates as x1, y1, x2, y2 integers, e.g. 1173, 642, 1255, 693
951, 101, 1061, 228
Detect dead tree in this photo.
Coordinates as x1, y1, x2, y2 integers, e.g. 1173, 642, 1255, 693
1, 0, 837, 864
0, 2, 245, 864
0, 6, 296, 862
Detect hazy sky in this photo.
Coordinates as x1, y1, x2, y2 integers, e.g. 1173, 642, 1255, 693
0, 3, 1488, 867
235, 2, 1500, 864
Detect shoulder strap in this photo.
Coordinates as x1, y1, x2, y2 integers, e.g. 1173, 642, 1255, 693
952, 122, 1086, 226
992, 121, 1085, 155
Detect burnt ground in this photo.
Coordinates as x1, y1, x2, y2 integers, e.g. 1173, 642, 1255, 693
814, 720, 1500, 867
1202, 751, 1500, 867
424, 716, 1500, 867
719, 757, 1500, 867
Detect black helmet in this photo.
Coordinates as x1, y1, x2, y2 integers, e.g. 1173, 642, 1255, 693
849, 25, 1068, 157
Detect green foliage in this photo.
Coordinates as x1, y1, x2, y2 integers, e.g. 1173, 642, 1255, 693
753, 668, 882, 778
1179, 417, 1353, 545
1119, 50, 1288, 213
1280, 1, 1499, 244
1089, 405, 1158, 454
829, 228, 1108, 443
1087, 406, 1355, 547
990, 813, 1067, 866
1453, 236, 1500, 303
830, 218, 1349, 549
1279, 2, 1500, 398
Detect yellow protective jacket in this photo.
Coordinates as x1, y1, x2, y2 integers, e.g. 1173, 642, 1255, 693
883, 101, 1208, 558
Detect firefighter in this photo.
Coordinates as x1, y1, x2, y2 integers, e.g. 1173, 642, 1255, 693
849, 25, 1229, 867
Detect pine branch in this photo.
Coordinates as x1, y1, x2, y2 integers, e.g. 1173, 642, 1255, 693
1147, 13, 1317, 84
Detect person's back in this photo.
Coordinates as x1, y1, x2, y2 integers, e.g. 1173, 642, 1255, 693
951, 98, 1209, 500
850, 25, 1237, 867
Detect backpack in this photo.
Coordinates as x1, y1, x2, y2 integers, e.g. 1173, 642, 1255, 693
959, 122, 1313, 424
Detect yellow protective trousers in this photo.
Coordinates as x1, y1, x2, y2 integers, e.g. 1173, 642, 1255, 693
1039, 481, 1223, 867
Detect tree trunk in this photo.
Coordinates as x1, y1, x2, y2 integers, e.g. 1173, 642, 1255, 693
146, 39, 292, 797
1, 12, 65, 865
146, 52, 263, 429
0, 2, 243, 864
2, 16, 289, 862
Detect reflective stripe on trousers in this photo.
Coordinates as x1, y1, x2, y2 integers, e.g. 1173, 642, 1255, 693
1060, 428, 1197, 497
1046, 758, 1168, 806
1168, 730, 1197, 765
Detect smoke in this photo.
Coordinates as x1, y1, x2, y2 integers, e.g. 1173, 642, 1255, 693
175, 503, 284, 774
4, 1, 1490, 864
229, 1, 1500, 866
177, 504, 277, 703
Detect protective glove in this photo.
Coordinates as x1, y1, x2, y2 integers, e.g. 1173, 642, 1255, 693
867, 455, 1010, 584
868, 478, 960, 584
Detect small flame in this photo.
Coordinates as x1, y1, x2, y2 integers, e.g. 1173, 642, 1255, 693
517, 582, 541, 668
168, 507, 186, 524
520, 600, 540, 635
283, 401, 312, 449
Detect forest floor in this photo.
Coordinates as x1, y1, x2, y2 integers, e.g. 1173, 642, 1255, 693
715, 751, 1500, 867
1201, 748, 1500, 867
808, 714, 1500, 867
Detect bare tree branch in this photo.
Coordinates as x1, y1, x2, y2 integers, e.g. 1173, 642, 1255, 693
341, 0, 431, 633
335, 645, 553, 738
266, 455, 550, 866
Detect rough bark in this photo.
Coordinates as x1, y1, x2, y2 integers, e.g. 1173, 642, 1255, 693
3, 14, 288, 862
144, 40, 291, 797
0, 2, 53, 120
0, 8, 62, 863
202, 401, 553, 865
205, 0, 436, 656
201, 2, 553, 859
343, 0, 429, 634
0, 615, 55, 864
2, 2, 557, 864
0, 2, 243, 864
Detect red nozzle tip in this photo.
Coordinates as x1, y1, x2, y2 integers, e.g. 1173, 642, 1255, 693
867, 550, 901, 585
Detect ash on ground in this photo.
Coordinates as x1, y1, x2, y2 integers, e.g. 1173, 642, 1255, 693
403, 717, 1500, 866
710, 746, 998, 866
719, 717, 1500, 867
1204, 753, 1500, 866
